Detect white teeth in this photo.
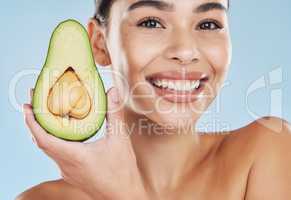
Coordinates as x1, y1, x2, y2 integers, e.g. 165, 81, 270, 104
168, 81, 175, 89
152, 79, 201, 91
186, 81, 191, 90
154, 80, 162, 87
175, 82, 182, 90
162, 80, 167, 88
194, 80, 200, 89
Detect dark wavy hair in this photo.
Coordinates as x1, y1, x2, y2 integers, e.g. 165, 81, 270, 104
94, 0, 229, 26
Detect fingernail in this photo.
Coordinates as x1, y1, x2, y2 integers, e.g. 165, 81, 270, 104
112, 88, 120, 104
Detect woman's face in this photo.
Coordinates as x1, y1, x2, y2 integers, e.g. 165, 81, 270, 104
100, 0, 231, 130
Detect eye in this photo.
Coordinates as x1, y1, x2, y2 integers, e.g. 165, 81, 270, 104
197, 20, 223, 31
137, 17, 164, 29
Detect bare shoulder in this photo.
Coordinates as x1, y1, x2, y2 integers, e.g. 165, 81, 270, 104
236, 116, 291, 199
242, 116, 291, 153
221, 116, 291, 156
15, 179, 92, 200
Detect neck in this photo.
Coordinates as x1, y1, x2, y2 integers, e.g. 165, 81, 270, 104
124, 107, 221, 194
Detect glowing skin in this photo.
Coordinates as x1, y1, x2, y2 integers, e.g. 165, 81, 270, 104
89, 0, 235, 196
104, 0, 232, 130
18, 0, 291, 199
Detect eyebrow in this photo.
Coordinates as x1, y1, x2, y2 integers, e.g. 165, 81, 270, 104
127, 0, 228, 13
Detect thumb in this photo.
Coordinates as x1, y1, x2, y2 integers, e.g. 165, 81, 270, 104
106, 87, 128, 139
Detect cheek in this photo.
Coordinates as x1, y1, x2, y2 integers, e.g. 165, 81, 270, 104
120, 27, 165, 74
117, 29, 158, 109
119, 30, 164, 96
195, 34, 231, 102
198, 34, 231, 81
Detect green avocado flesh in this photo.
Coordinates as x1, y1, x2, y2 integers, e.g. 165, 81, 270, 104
32, 19, 107, 141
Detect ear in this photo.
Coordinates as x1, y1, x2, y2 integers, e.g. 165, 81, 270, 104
87, 19, 111, 66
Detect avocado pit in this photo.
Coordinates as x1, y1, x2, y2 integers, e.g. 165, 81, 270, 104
47, 67, 92, 120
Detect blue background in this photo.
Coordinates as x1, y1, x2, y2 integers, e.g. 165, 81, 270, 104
1, 0, 290, 199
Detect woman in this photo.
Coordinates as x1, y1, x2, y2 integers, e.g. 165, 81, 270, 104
17, 0, 291, 199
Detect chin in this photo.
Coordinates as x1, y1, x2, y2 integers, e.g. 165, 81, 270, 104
141, 109, 203, 134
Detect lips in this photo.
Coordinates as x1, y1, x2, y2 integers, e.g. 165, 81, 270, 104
145, 70, 209, 103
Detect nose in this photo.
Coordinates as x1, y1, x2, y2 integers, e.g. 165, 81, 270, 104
164, 30, 200, 65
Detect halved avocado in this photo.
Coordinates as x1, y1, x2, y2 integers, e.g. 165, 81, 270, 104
32, 19, 107, 141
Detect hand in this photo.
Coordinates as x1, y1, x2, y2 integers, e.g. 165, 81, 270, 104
23, 87, 147, 200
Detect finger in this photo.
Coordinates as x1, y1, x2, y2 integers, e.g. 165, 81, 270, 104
22, 104, 81, 156
105, 87, 128, 139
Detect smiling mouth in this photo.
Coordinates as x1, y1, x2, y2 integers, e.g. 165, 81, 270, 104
150, 79, 205, 91
145, 71, 209, 103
